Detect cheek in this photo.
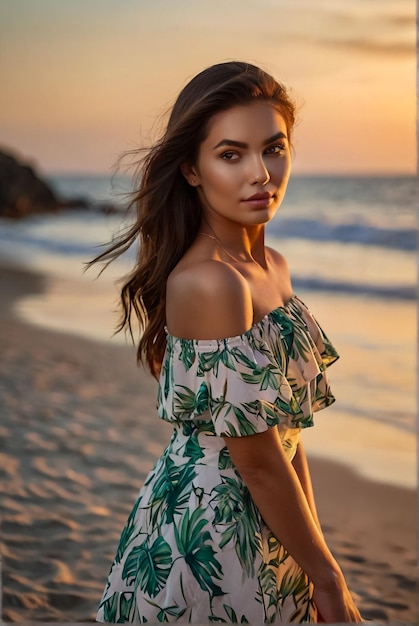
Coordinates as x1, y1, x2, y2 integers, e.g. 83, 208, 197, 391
274, 157, 291, 182
200, 164, 237, 195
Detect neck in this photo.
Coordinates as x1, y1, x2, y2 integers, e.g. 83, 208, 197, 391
199, 218, 267, 266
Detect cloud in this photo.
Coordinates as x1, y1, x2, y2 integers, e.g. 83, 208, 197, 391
304, 6, 416, 58
319, 37, 415, 57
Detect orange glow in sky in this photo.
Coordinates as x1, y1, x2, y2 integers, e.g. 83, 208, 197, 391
0, 0, 415, 175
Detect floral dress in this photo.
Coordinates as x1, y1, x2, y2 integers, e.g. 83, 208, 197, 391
97, 294, 339, 624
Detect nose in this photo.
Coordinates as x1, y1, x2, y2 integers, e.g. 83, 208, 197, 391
249, 155, 270, 185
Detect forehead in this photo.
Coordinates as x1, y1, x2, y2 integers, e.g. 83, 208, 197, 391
203, 101, 288, 144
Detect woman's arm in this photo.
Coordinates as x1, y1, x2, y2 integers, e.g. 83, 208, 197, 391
292, 439, 322, 533
225, 427, 362, 623
225, 428, 334, 584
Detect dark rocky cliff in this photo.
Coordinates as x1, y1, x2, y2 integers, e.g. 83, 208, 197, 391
0, 149, 117, 218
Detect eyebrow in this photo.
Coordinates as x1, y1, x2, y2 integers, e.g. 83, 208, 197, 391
213, 131, 288, 150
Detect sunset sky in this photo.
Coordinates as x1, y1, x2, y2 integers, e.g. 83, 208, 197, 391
0, 0, 415, 175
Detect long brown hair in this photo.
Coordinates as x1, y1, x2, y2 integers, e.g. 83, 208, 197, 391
88, 61, 296, 377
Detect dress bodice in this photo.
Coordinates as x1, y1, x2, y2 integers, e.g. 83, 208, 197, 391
157, 295, 339, 437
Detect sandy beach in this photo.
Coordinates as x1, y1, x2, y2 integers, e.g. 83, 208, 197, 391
0, 264, 417, 623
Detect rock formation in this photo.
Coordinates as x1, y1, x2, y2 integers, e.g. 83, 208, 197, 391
0, 148, 117, 218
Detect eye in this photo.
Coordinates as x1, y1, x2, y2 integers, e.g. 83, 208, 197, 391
265, 144, 287, 155
220, 151, 240, 161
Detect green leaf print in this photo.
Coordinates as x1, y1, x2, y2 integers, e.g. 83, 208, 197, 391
211, 477, 243, 524
240, 400, 279, 428
218, 446, 234, 470
274, 394, 301, 419
162, 344, 173, 400
157, 388, 169, 421
198, 346, 236, 375
267, 532, 279, 554
115, 496, 143, 564
101, 592, 119, 622
212, 478, 260, 578
321, 334, 339, 364
290, 331, 311, 364
314, 375, 328, 401
271, 310, 294, 350
225, 410, 259, 436
210, 396, 261, 437
179, 339, 196, 371
122, 536, 172, 598
278, 565, 307, 603
119, 592, 136, 622
232, 491, 261, 577
173, 385, 198, 417
174, 507, 225, 597
268, 343, 288, 373
173, 382, 210, 418
223, 603, 250, 623
289, 601, 313, 625
275, 540, 290, 567
101, 591, 135, 622
269, 307, 288, 325
290, 574, 311, 622
195, 381, 210, 414
184, 432, 205, 462
210, 604, 251, 623
230, 347, 260, 370
241, 364, 280, 391
147, 455, 196, 525
209, 394, 228, 420
257, 561, 279, 611
144, 599, 187, 622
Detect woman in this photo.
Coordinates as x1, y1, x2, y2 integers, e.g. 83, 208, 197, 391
93, 61, 363, 623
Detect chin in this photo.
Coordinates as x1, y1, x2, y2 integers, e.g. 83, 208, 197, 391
248, 212, 273, 226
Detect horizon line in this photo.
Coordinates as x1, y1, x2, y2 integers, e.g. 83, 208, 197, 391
45, 170, 417, 179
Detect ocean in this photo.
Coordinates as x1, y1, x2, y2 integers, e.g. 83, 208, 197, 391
0, 174, 416, 487
1, 174, 416, 299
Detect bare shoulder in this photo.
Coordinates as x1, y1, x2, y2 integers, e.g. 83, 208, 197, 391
166, 260, 253, 340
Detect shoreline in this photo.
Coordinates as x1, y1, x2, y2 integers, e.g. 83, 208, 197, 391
5, 258, 417, 490
0, 262, 417, 622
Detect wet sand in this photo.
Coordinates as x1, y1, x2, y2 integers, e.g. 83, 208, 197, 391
0, 265, 417, 623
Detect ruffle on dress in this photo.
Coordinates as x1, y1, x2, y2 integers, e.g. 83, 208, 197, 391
157, 294, 339, 436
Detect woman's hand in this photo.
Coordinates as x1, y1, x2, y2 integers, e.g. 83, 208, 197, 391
313, 574, 363, 623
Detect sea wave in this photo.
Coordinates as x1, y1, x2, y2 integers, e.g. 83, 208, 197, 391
291, 276, 417, 301
268, 218, 417, 251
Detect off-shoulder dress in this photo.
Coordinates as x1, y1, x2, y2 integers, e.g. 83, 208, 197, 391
97, 294, 339, 624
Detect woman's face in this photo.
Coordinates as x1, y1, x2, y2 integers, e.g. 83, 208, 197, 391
185, 101, 292, 227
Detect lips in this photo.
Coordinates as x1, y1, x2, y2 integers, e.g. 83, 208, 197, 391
244, 192, 272, 201
242, 191, 275, 209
